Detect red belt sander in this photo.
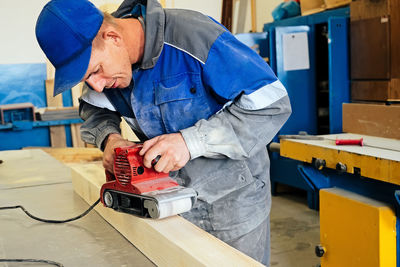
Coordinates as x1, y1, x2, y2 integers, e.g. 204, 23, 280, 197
100, 144, 197, 219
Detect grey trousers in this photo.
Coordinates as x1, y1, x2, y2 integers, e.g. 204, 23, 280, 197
226, 216, 270, 266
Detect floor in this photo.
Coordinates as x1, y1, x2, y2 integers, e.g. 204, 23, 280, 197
270, 188, 321, 267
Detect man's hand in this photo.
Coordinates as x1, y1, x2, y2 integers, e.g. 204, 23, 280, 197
139, 133, 190, 173
103, 133, 136, 173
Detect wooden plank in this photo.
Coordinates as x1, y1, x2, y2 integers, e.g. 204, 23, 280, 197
301, 7, 326, 16
250, 0, 256, 32
343, 103, 400, 139
324, 0, 351, 9
70, 124, 85, 147
300, 0, 326, 16
45, 79, 63, 107
221, 0, 233, 32
0, 149, 71, 190
48, 125, 67, 147
46, 59, 55, 80
236, 0, 248, 33
70, 162, 263, 267
70, 82, 86, 147
35, 147, 103, 163
45, 79, 66, 147
121, 118, 140, 142
71, 82, 83, 107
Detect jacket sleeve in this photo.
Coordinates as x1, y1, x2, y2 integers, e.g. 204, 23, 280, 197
79, 84, 122, 150
180, 95, 291, 160
180, 32, 292, 160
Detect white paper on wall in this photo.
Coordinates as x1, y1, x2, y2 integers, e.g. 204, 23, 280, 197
282, 32, 310, 71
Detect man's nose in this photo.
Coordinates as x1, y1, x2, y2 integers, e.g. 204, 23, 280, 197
87, 76, 107, 92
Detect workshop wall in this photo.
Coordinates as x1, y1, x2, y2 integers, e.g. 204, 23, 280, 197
166, 0, 280, 33
0, 0, 124, 65
0, 0, 279, 65
0, 0, 279, 108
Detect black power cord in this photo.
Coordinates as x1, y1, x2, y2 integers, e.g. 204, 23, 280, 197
0, 258, 63, 267
0, 198, 100, 223
0, 198, 101, 266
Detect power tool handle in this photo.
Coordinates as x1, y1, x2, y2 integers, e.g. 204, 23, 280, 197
335, 138, 363, 146
151, 155, 161, 167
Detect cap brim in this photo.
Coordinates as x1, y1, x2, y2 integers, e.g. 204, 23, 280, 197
53, 45, 92, 96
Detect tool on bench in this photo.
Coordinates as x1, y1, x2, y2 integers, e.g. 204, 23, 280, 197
278, 131, 324, 141
280, 132, 364, 147
100, 144, 197, 219
335, 138, 363, 146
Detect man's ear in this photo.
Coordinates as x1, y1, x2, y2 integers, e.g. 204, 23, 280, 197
101, 28, 122, 46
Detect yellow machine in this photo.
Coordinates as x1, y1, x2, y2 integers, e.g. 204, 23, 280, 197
279, 133, 400, 267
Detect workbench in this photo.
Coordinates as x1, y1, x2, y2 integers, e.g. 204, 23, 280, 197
280, 133, 400, 267
0, 149, 154, 267
0, 149, 263, 267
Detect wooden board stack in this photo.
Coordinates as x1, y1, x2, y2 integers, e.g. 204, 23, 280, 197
70, 161, 264, 267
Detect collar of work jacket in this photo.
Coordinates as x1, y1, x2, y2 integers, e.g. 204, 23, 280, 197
112, 0, 165, 70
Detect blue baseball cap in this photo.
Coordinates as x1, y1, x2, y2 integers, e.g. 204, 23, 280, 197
36, 0, 104, 96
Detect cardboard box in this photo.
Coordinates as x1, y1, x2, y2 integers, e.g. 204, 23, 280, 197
343, 103, 400, 140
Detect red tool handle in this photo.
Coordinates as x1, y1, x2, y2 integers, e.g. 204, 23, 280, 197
335, 138, 363, 146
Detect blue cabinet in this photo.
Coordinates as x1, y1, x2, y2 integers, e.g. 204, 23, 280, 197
263, 8, 351, 206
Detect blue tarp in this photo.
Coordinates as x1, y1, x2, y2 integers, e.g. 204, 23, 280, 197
0, 63, 47, 107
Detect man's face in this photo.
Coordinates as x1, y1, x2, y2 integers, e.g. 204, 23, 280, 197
83, 37, 132, 92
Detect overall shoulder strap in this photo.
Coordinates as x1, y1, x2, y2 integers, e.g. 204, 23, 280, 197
103, 87, 135, 118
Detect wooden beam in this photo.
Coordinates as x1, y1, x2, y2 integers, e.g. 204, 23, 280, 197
45, 79, 67, 148
71, 82, 86, 148
27, 147, 103, 163
236, 0, 248, 34
251, 0, 257, 32
70, 162, 263, 267
221, 0, 233, 32
121, 118, 140, 142
46, 59, 55, 80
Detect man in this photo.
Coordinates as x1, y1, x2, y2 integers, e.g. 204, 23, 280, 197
36, 0, 291, 264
